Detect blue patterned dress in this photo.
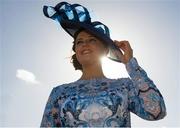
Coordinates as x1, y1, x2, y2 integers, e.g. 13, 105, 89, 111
40, 57, 166, 127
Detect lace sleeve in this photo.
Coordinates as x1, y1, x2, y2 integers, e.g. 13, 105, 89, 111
126, 57, 166, 120
40, 88, 62, 127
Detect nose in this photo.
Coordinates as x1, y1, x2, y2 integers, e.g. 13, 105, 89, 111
82, 39, 90, 46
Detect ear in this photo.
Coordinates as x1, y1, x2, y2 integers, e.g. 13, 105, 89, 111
103, 47, 109, 56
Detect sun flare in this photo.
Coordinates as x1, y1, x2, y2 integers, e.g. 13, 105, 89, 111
101, 56, 129, 78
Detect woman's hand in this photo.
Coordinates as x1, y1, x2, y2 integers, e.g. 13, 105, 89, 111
114, 40, 133, 64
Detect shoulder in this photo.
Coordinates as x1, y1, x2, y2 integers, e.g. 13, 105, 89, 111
110, 77, 131, 85
53, 81, 77, 92
49, 81, 77, 100
108, 77, 133, 90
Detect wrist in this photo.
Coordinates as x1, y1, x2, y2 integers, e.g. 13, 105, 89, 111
124, 56, 133, 65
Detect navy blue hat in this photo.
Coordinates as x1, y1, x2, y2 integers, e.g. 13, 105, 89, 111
43, 1, 122, 62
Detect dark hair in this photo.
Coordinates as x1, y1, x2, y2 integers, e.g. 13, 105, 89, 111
71, 29, 85, 71
71, 41, 83, 71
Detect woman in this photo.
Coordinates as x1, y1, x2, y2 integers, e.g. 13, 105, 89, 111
41, 1, 166, 127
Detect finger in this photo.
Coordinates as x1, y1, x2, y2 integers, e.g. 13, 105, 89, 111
118, 41, 131, 49
114, 42, 125, 54
113, 42, 126, 55
112, 41, 124, 54
114, 40, 124, 47
123, 41, 131, 49
114, 40, 129, 45
114, 40, 132, 54
114, 41, 127, 51
116, 41, 132, 55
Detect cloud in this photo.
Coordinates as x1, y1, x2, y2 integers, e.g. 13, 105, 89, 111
16, 69, 40, 84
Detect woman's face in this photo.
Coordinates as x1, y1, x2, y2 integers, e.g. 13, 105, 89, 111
74, 30, 108, 66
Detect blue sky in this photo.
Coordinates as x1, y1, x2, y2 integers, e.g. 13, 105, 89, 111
0, 0, 180, 127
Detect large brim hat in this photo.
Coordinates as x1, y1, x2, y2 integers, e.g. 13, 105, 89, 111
43, 1, 123, 62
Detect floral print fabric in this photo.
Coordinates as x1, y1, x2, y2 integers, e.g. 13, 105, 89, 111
40, 57, 166, 127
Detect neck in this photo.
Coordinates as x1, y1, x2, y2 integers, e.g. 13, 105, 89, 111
80, 62, 106, 80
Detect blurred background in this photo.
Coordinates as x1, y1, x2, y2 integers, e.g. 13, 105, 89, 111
0, 0, 180, 127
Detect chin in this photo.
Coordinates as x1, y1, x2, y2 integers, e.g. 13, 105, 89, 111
79, 56, 99, 65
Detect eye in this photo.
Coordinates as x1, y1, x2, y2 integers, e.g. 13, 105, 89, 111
76, 40, 83, 45
89, 38, 96, 43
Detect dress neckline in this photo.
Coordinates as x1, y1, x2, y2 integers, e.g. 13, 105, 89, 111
75, 77, 111, 83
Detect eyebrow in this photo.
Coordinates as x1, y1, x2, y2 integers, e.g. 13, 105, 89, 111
76, 36, 96, 41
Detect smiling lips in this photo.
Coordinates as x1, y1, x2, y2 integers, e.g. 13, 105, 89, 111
81, 49, 92, 55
